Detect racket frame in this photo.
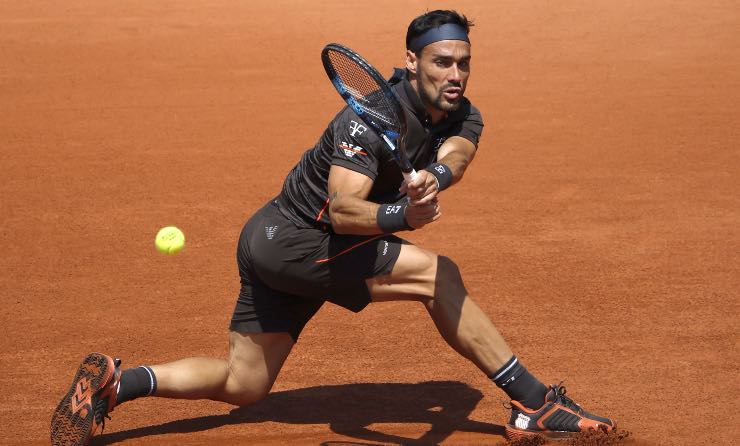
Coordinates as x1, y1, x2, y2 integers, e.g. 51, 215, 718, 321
321, 43, 417, 183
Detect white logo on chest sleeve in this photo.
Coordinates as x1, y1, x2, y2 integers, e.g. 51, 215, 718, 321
339, 141, 367, 157
349, 120, 367, 137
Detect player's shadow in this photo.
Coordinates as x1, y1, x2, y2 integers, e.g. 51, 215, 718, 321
97, 380, 504, 445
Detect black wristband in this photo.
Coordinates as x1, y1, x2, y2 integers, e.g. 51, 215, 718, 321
425, 162, 453, 191
376, 203, 412, 233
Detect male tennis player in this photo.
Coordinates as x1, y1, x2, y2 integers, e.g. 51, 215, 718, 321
52, 10, 614, 445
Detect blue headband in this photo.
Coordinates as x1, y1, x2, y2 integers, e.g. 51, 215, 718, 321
408, 23, 470, 53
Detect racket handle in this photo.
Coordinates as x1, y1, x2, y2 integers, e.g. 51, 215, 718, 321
403, 169, 417, 184
403, 169, 419, 204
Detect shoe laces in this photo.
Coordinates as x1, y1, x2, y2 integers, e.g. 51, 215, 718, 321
551, 382, 583, 414
94, 398, 112, 433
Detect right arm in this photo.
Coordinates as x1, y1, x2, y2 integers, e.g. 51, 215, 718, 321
327, 165, 440, 235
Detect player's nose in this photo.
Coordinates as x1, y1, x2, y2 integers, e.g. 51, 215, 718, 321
448, 64, 462, 83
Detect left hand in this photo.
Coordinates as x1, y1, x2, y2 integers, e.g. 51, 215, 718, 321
404, 198, 441, 229
399, 170, 439, 206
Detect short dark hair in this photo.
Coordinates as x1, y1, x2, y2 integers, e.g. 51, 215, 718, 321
406, 10, 474, 52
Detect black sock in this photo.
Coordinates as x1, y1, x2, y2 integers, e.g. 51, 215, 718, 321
116, 366, 157, 405
490, 356, 548, 410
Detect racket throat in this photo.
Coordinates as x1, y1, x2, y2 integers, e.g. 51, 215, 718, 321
381, 133, 397, 151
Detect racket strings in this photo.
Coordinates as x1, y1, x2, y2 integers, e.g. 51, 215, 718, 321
327, 50, 401, 133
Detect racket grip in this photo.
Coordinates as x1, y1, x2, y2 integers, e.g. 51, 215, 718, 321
403, 169, 417, 184
403, 170, 418, 204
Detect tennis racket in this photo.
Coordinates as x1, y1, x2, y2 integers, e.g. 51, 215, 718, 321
321, 43, 417, 183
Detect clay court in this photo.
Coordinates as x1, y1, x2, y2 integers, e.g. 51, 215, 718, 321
1, 1, 738, 445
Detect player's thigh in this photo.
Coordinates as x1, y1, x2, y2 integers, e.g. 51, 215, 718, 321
226, 330, 294, 398
367, 244, 467, 303
366, 243, 436, 302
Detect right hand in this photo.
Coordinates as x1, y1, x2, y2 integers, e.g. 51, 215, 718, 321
399, 170, 439, 206
405, 197, 441, 229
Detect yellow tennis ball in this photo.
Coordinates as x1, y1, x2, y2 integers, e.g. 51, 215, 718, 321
155, 226, 185, 255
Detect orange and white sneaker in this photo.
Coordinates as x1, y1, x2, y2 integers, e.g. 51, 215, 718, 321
51, 353, 121, 446
505, 383, 615, 440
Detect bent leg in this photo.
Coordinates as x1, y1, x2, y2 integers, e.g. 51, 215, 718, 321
367, 244, 512, 375
149, 331, 294, 406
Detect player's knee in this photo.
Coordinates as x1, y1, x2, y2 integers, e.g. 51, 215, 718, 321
433, 256, 467, 300
225, 369, 272, 406
235, 384, 271, 407
223, 361, 273, 406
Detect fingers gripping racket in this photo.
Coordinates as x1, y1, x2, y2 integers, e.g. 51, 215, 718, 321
321, 43, 417, 183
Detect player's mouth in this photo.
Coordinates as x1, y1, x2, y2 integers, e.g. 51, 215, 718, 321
442, 87, 462, 101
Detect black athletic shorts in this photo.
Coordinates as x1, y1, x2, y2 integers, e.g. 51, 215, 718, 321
229, 199, 404, 341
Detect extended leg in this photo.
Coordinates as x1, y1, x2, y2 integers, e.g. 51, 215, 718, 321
367, 244, 547, 407
51, 331, 293, 446
146, 331, 294, 406
367, 244, 512, 374
366, 243, 615, 439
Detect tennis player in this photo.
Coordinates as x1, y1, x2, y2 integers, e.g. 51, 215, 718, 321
51, 10, 614, 445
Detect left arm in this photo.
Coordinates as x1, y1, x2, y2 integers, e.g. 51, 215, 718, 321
435, 135, 477, 185
403, 136, 477, 205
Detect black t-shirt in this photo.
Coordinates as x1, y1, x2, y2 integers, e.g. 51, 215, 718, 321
276, 68, 484, 229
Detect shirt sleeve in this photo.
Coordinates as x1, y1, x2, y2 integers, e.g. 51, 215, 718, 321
453, 102, 485, 147
330, 107, 385, 180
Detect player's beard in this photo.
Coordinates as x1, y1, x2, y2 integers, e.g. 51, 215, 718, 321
419, 80, 464, 113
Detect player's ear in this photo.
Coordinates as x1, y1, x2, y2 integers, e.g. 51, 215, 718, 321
406, 50, 418, 74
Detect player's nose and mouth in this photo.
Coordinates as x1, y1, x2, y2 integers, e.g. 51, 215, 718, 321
444, 59, 469, 99
438, 66, 467, 107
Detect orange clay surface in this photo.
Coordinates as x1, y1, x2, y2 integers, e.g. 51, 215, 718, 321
1, 1, 738, 445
